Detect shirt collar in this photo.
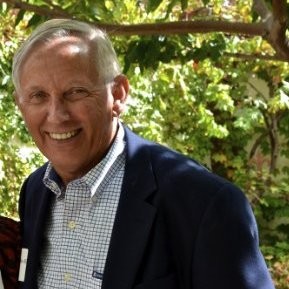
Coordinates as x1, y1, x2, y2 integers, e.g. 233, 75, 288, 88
43, 123, 126, 200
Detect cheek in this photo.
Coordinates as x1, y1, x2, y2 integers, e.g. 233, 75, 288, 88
84, 108, 114, 145
24, 118, 41, 137
21, 111, 37, 129
18, 106, 44, 137
86, 109, 112, 136
82, 98, 113, 124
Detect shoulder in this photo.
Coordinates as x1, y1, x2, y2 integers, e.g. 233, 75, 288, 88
19, 163, 48, 218
125, 126, 230, 191
150, 143, 244, 209
124, 126, 245, 207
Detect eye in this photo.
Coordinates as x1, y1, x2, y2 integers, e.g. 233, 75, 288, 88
64, 87, 90, 101
28, 91, 48, 104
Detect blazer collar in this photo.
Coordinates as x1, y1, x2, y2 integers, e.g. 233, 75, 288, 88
102, 126, 158, 289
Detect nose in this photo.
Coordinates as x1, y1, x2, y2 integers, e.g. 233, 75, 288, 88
46, 97, 70, 123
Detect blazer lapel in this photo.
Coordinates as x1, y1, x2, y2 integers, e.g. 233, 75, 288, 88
102, 127, 157, 289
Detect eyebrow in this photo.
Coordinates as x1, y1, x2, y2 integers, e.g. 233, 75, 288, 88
21, 85, 45, 94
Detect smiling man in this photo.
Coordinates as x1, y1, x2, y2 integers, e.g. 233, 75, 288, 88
13, 19, 275, 289
14, 31, 127, 185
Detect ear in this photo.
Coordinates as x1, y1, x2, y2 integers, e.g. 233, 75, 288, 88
112, 74, 129, 117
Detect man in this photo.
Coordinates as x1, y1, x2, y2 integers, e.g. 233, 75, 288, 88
13, 19, 275, 289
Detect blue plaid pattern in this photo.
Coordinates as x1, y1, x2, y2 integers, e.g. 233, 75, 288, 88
38, 125, 126, 289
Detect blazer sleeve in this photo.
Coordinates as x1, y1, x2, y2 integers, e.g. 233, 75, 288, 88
192, 184, 275, 289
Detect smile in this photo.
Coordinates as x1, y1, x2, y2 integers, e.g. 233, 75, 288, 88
49, 129, 79, 140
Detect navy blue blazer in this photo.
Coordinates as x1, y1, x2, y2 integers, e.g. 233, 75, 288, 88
19, 126, 275, 289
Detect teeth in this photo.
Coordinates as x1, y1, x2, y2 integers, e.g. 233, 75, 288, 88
49, 130, 78, 140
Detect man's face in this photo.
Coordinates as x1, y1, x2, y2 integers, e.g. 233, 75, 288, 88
16, 37, 125, 184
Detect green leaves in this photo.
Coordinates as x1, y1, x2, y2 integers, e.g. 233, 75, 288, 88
190, 34, 226, 62
124, 36, 181, 72
0, 8, 44, 218
0, 1, 289, 285
145, 0, 188, 13
146, 0, 164, 12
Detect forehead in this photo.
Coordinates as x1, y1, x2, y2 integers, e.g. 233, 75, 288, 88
27, 35, 90, 61
18, 36, 99, 91
19, 36, 95, 77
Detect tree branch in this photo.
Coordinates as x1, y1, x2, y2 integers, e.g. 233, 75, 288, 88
0, 0, 71, 18
267, 0, 289, 59
98, 21, 267, 37
249, 131, 269, 159
0, 0, 267, 36
2, 0, 289, 61
253, 0, 289, 60
252, 0, 273, 26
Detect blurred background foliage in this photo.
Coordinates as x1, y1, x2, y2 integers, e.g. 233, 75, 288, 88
0, 0, 289, 287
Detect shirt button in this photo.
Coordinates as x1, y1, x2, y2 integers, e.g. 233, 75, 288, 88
68, 220, 76, 230
64, 273, 71, 282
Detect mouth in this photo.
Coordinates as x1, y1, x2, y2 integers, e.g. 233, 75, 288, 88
48, 129, 80, 140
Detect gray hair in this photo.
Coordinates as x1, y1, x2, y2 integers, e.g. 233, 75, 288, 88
12, 19, 122, 91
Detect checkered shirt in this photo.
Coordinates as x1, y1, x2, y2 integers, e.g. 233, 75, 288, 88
38, 125, 126, 289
